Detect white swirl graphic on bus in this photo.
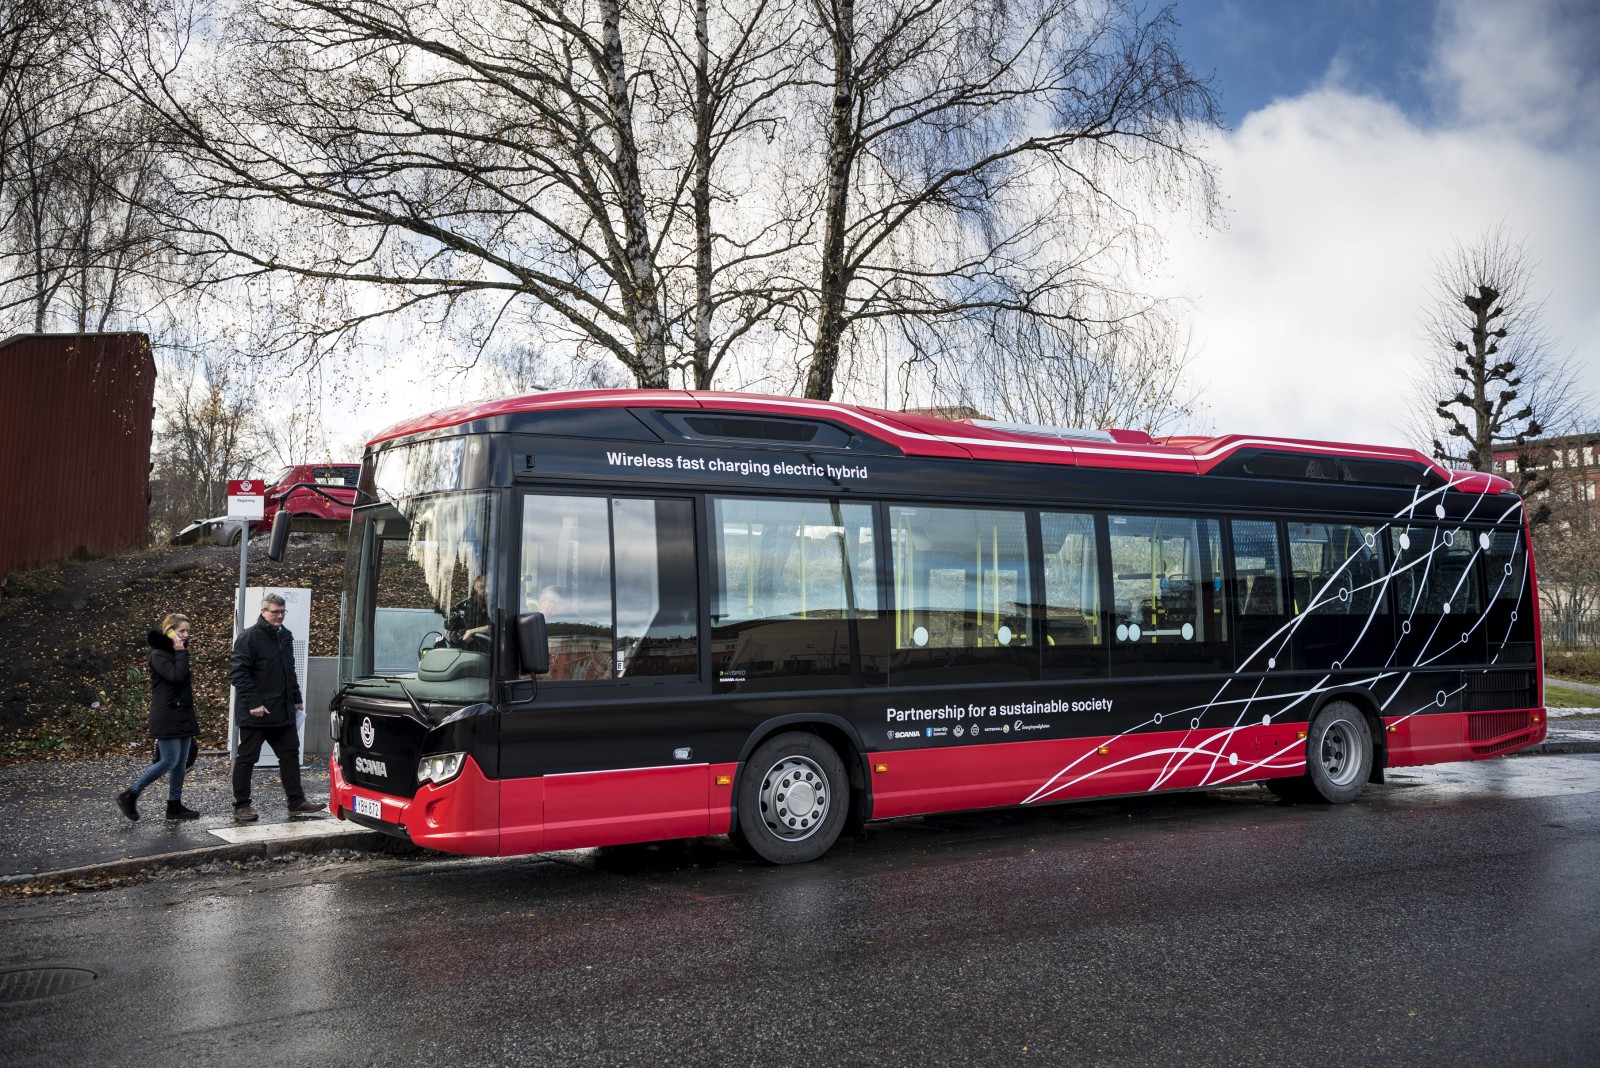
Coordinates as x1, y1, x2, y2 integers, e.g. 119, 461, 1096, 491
1023, 487, 1529, 805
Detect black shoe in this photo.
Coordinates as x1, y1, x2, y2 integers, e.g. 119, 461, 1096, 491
165, 800, 200, 821
115, 789, 140, 822
287, 799, 325, 814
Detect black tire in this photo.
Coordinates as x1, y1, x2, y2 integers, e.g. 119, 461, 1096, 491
1303, 700, 1373, 803
734, 732, 849, 864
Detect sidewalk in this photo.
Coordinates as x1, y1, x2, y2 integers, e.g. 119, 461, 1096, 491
0, 752, 385, 889
3, 703, 1597, 892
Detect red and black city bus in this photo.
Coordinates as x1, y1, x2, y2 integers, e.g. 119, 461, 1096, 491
309, 389, 1544, 864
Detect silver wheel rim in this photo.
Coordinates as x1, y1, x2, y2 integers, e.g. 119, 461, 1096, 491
1319, 720, 1361, 786
759, 755, 830, 842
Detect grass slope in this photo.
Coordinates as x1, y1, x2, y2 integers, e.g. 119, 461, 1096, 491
0, 537, 345, 763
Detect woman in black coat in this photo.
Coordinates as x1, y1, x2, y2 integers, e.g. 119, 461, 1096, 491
116, 612, 201, 821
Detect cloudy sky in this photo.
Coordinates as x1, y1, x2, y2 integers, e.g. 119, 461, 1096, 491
1155, 0, 1600, 447
320, 0, 1597, 457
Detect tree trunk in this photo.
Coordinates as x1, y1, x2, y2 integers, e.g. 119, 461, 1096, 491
805, 0, 856, 401
1465, 285, 1497, 471
599, 0, 671, 388
691, 0, 714, 390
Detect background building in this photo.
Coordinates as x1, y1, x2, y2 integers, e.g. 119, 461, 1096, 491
1494, 432, 1600, 648
0, 333, 155, 580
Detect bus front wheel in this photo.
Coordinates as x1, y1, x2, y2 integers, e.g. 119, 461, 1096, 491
1273, 701, 1373, 804
734, 732, 849, 864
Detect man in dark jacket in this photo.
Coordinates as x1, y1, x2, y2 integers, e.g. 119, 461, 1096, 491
229, 592, 323, 822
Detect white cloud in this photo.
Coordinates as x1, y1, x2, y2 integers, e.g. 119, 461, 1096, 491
1158, 0, 1600, 449
1428, 0, 1600, 142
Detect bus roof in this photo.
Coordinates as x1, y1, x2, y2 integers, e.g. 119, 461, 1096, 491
369, 388, 1515, 496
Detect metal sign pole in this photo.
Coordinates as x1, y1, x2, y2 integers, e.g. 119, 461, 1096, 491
225, 479, 264, 764
230, 530, 248, 763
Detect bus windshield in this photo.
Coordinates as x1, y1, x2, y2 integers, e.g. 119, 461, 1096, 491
338, 490, 498, 702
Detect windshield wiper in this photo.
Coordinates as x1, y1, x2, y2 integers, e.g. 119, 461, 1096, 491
332, 676, 406, 702
396, 679, 437, 726
335, 675, 437, 726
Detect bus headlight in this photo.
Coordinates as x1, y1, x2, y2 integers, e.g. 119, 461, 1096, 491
330, 710, 342, 741
417, 752, 465, 787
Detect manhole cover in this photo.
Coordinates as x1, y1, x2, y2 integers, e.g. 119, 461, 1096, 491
0, 967, 99, 1003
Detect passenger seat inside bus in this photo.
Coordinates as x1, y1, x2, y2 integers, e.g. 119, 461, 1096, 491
1238, 576, 1280, 616
1291, 573, 1315, 614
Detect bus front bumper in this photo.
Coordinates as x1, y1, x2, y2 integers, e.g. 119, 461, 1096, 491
329, 752, 502, 856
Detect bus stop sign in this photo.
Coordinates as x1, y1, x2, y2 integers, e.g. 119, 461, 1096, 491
227, 479, 265, 520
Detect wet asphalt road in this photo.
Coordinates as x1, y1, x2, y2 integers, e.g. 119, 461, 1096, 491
3, 754, 1599, 1067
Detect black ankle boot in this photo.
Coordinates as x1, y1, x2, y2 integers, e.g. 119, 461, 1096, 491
115, 788, 140, 822
165, 799, 200, 821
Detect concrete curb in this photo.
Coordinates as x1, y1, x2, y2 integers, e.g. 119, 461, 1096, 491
0, 827, 401, 894
1520, 740, 1600, 756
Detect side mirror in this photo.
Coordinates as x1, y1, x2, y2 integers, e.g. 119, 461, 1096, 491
267, 510, 292, 561
516, 612, 550, 676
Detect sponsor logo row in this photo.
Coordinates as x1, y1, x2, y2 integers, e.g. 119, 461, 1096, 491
888, 720, 1051, 742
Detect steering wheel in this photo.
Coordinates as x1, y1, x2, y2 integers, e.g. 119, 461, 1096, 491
418, 630, 445, 658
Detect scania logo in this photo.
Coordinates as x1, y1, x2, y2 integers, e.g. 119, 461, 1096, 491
355, 756, 389, 777
360, 716, 376, 748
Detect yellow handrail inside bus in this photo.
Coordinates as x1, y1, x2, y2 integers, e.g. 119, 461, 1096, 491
991, 525, 999, 641
974, 531, 983, 647
800, 515, 808, 619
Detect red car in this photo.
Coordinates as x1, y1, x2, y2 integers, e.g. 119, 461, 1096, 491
253, 463, 360, 530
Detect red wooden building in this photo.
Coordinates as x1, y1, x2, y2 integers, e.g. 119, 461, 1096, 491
0, 333, 155, 579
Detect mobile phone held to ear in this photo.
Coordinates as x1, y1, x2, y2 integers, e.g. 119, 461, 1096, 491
166, 629, 176, 639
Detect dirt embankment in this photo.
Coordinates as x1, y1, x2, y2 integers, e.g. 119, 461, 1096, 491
0, 537, 345, 763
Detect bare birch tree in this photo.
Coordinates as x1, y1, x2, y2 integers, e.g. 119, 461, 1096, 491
102, 0, 1216, 416
1, 0, 180, 334
1, 0, 93, 330
105, 0, 809, 387
793, 0, 1219, 400
636, 0, 813, 387
927, 302, 1200, 430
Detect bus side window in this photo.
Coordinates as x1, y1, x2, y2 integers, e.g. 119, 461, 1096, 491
1229, 518, 1285, 671
1041, 512, 1101, 646
888, 504, 1034, 683
1287, 523, 1387, 615
1389, 523, 1486, 665
521, 495, 614, 681
1390, 525, 1482, 618
1230, 520, 1284, 616
1482, 527, 1535, 660
613, 499, 698, 678
520, 495, 700, 682
709, 497, 879, 692
1107, 514, 1224, 644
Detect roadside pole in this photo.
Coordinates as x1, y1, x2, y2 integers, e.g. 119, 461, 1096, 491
225, 480, 266, 763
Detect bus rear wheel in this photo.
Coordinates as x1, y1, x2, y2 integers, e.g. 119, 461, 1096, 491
734, 732, 848, 865
1273, 701, 1373, 804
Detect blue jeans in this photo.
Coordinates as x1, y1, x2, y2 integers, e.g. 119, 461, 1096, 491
132, 737, 194, 800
